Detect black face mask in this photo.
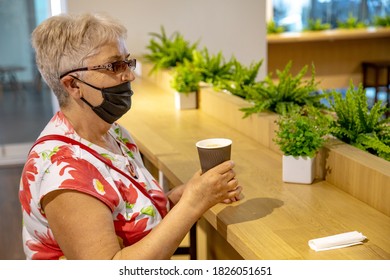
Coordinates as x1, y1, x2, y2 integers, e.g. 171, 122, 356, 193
71, 76, 133, 124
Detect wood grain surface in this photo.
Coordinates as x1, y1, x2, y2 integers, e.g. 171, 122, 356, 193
118, 77, 390, 259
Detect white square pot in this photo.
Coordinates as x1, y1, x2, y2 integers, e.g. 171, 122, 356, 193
282, 155, 315, 184
175, 91, 197, 110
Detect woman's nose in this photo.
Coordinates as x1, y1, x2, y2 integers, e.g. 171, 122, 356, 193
122, 67, 135, 82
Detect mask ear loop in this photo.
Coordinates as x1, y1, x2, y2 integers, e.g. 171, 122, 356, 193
70, 75, 101, 108
70, 75, 102, 91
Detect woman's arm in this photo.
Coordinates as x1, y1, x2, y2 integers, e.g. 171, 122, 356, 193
165, 183, 186, 207
42, 160, 242, 260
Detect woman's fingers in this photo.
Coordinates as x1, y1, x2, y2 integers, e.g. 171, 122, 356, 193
185, 161, 242, 208
224, 183, 242, 203
208, 160, 235, 175
222, 169, 236, 182
229, 185, 242, 197
222, 185, 243, 204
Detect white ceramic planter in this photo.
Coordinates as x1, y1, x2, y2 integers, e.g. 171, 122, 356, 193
175, 91, 197, 110
282, 155, 315, 184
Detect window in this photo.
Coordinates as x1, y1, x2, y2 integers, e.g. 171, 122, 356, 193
0, 0, 52, 145
0, 0, 50, 85
273, 0, 390, 32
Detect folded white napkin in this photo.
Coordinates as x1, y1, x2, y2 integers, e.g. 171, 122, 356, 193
308, 231, 366, 252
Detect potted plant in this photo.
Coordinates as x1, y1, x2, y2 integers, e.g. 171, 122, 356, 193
191, 48, 234, 89
267, 20, 286, 34
144, 26, 199, 74
170, 59, 202, 110
373, 15, 390, 27
240, 61, 327, 118
337, 13, 367, 29
304, 19, 331, 31
274, 106, 331, 184
217, 57, 263, 99
327, 83, 390, 161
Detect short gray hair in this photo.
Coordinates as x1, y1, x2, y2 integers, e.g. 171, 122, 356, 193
31, 13, 127, 107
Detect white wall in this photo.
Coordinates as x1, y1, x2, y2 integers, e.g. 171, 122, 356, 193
66, 0, 267, 79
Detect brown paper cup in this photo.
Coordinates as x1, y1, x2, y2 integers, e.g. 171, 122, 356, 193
196, 138, 232, 173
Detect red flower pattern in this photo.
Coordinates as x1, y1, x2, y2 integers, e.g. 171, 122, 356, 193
26, 229, 64, 260
20, 114, 169, 259
115, 179, 138, 205
149, 179, 168, 217
52, 111, 74, 135
114, 213, 151, 247
52, 145, 120, 210
125, 142, 138, 153
19, 151, 40, 215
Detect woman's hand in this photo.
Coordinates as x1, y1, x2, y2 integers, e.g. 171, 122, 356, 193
180, 160, 242, 214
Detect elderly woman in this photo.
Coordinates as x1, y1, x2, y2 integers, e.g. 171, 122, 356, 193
19, 13, 242, 260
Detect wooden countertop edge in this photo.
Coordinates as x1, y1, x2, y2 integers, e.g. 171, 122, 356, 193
267, 27, 390, 43
120, 77, 390, 260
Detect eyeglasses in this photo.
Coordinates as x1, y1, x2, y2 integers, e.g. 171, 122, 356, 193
59, 58, 136, 79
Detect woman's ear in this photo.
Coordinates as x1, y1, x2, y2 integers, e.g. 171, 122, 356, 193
60, 76, 81, 99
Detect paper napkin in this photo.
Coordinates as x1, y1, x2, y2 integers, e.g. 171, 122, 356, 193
308, 231, 366, 252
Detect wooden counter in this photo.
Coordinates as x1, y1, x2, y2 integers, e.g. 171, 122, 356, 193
267, 27, 390, 43
118, 77, 390, 260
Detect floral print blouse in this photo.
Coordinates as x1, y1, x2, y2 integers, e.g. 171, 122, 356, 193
19, 111, 169, 260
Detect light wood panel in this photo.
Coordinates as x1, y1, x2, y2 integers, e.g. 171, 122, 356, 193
159, 140, 390, 260
325, 139, 390, 216
267, 27, 390, 43
118, 77, 390, 259
199, 87, 280, 153
267, 28, 390, 89
139, 60, 175, 95
136, 64, 390, 216
199, 89, 390, 216
199, 87, 329, 180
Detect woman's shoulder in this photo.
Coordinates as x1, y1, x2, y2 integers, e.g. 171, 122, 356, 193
28, 113, 84, 168
42, 111, 76, 136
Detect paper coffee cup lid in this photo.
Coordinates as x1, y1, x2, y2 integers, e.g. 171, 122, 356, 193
196, 138, 232, 148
